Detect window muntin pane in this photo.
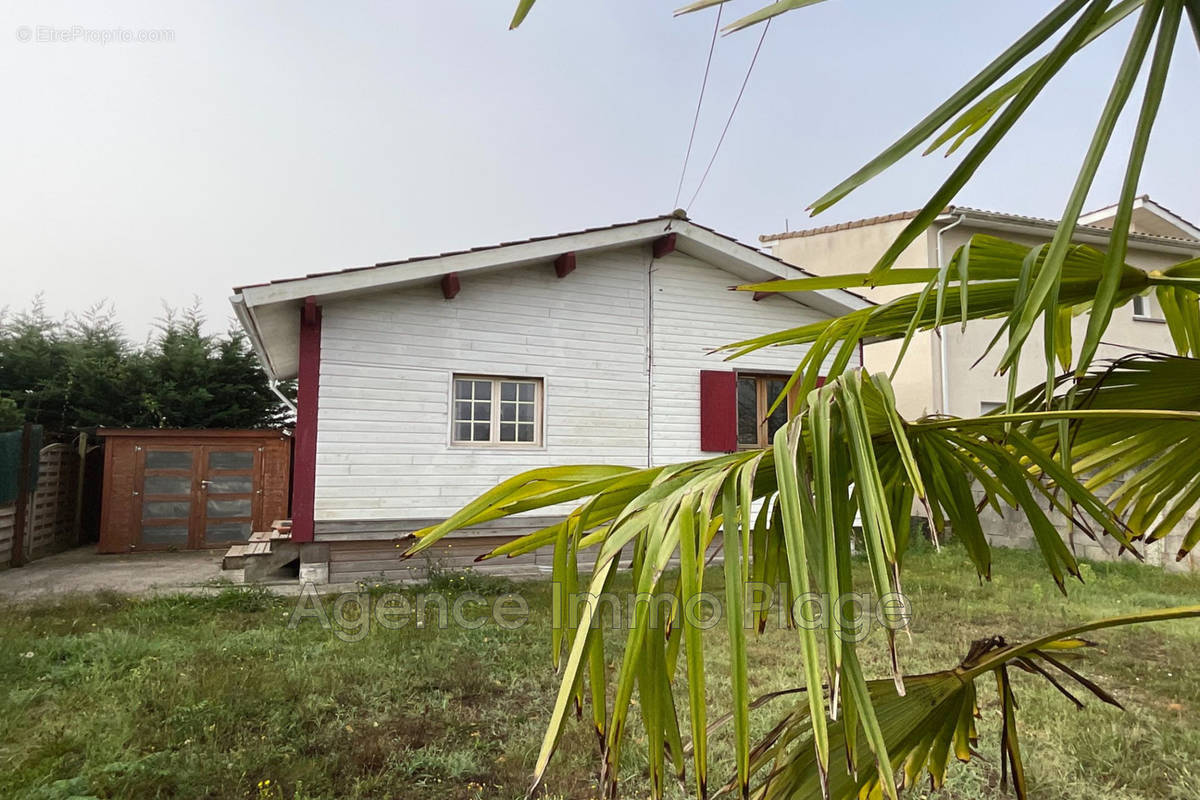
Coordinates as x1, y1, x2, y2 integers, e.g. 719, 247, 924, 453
453, 379, 498, 442
737, 378, 759, 446
497, 380, 537, 443
453, 377, 541, 445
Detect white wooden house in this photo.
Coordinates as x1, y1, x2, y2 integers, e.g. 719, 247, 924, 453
230, 213, 868, 583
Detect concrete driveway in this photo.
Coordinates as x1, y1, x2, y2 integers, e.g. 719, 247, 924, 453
0, 546, 230, 602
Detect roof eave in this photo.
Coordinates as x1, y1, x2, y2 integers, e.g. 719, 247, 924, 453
935, 209, 1200, 253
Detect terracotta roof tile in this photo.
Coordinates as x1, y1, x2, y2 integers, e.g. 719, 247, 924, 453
759, 210, 928, 242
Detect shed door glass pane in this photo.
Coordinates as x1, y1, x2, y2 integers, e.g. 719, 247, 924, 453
146, 450, 192, 470
142, 525, 189, 545
144, 475, 191, 495
209, 451, 254, 471
207, 498, 252, 517
143, 501, 190, 520
205, 522, 251, 542
207, 476, 253, 494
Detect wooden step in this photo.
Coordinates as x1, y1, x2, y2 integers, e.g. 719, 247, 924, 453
222, 544, 249, 570
224, 529, 292, 570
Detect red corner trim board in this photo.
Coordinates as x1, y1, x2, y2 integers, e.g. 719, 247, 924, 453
291, 297, 321, 543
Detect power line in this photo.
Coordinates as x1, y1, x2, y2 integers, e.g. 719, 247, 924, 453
673, 5, 723, 210
685, 18, 771, 212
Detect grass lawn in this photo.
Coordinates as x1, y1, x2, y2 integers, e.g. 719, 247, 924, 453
2, 542, 1199, 800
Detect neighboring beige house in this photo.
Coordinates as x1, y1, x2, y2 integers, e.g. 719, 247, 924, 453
762, 196, 1200, 572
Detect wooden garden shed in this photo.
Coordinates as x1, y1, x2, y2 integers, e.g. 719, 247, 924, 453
97, 429, 291, 553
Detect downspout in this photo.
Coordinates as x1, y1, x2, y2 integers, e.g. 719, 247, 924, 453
646, 249, 656, 469
270, 380, 298, 416
934, 213, 968, 415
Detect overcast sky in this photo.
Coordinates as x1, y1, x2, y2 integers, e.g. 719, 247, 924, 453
3, 1, 1198, 339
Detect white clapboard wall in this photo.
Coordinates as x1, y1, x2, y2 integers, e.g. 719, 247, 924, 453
314, 244, 856, 527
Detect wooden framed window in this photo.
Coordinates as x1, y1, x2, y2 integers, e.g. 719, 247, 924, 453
452, 375, 542, 446
736, 374, 794, 449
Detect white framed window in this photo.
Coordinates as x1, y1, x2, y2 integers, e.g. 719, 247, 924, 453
1132, 293, 1165, 322
451, 375, 542, 446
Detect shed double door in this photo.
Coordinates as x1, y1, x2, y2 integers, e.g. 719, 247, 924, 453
137, 444, 262, 549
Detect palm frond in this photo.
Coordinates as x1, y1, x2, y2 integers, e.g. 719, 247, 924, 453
407, 367, 1200, 798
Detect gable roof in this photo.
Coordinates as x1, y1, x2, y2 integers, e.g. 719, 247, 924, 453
760, 199, 1200, 248
232, 214, 872, 381
1078, 195, 1200, 241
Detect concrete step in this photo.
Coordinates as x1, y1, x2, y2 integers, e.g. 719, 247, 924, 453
243, 541, 300, 582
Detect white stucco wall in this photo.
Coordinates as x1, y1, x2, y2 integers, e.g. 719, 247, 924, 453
768, 219, 938, 419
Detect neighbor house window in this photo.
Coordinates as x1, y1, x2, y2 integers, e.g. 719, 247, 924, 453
1132, 293, 1165, 322
736, 374, 793, 449
452, 376, 542, 445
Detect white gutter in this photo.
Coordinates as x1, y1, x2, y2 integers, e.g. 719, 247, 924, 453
230, 294, 296, 416
934, 213, 968, 415
952, 213, 1200, 255
230, 294, 277, 380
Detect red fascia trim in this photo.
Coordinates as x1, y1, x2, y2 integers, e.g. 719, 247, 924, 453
554, 252, 576, 278
652, 233, 677, 259
441, 272, 461, 299
291, 297, 321, 543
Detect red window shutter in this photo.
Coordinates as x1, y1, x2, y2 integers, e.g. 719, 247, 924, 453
699, 370, 738, 452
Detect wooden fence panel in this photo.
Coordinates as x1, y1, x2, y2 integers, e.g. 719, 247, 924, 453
0, 504, 14, 568
27, 444, 79, 559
